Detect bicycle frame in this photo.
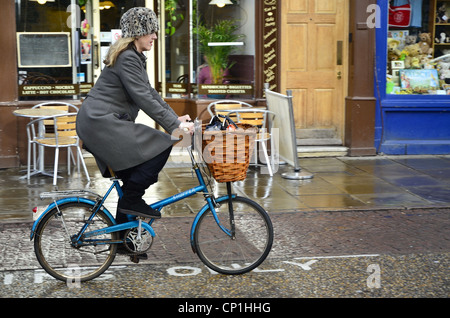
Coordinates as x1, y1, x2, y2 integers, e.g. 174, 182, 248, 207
30, 147, 236, 254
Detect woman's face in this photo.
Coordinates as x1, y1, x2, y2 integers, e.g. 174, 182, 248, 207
134, 33, 158, 53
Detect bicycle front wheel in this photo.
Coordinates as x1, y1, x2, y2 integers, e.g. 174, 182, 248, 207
193, 196, 273, 275
34, 202, 118, 283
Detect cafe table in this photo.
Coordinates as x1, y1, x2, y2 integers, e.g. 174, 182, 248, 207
13, 108, 67, 179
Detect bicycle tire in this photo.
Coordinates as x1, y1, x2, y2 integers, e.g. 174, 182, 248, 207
34, 202, 118, 283
193, 196, 273, 275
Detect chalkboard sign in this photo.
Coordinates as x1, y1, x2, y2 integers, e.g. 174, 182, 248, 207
17, 32, 72, 68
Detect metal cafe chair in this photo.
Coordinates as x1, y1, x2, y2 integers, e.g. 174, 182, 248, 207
207, 100, 254, 122
30, 102, 81, 173
26, 108, 90, 186
226, 109, 276, 176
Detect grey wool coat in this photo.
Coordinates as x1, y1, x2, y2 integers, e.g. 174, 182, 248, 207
76, 47, 181, 177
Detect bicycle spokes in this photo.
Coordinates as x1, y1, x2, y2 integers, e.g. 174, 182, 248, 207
193, 196, 273, 275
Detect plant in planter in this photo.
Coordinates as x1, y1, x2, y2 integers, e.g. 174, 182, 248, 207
195, 19, 244, 84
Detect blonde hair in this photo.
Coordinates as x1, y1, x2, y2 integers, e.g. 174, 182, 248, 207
103, 37, 135, 67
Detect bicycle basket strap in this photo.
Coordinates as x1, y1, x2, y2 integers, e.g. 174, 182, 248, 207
218, 114, 238, 130
205, 114, 238, 131
205, 115, 222, 131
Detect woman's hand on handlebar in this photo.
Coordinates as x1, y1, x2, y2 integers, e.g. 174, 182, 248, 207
178, 115, 191, 123
179, 121, 194, 135
178, 114, 194, 134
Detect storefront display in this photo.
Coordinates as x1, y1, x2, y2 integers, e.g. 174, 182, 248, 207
386, 0, 450, 95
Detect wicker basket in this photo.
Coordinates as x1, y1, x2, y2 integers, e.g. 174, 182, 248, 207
201, 123, 256, 183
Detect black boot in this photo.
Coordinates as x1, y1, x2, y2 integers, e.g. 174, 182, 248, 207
117, 181, 161, 219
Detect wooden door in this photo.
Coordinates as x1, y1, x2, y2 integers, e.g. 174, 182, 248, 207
280, 0, 348, 142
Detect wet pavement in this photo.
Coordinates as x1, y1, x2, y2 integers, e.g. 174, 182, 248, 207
1, 253, 448, 298
2, 152, 450, 222
0, 152, 449, 298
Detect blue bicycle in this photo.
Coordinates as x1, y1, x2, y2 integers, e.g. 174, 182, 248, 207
30, 132, 273, 282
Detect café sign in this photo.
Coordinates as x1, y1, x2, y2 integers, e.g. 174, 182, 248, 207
198, 84, 254, 95
19, 83, 93, 96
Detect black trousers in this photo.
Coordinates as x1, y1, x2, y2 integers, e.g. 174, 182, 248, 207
114, 146, 172, 224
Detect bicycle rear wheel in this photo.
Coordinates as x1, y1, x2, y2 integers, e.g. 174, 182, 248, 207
34, 202, 118, 282
193, 196, 273, 275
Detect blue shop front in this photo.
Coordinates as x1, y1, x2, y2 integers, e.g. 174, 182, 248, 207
375, 0, 450, 155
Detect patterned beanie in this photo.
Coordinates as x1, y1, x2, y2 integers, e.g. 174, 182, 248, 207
120, 7, 159, 38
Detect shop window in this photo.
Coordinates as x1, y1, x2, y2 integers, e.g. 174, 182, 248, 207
16, 0, 255, 101
161, 0, 256, 99
16, 0, 88, 100
386, 0, 450, 95
15, 0, 145, 101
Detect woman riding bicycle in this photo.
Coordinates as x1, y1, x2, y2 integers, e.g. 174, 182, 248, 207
76, 7, 194, 223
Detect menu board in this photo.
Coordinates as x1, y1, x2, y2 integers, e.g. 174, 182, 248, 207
265, 88, 298, 169
262, 0, 279, 92
17, 32, 72, 68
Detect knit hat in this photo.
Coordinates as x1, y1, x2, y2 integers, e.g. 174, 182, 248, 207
120, 7, 159, 38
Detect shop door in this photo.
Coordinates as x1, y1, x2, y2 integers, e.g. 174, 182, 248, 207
280, 0, 348, 143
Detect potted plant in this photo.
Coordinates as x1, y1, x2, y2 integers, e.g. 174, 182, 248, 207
195, 19, 244, 84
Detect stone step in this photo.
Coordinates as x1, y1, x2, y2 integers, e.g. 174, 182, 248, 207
297, 146, 348, 158
296, 138, 342, 146
294, 128, 346, 157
